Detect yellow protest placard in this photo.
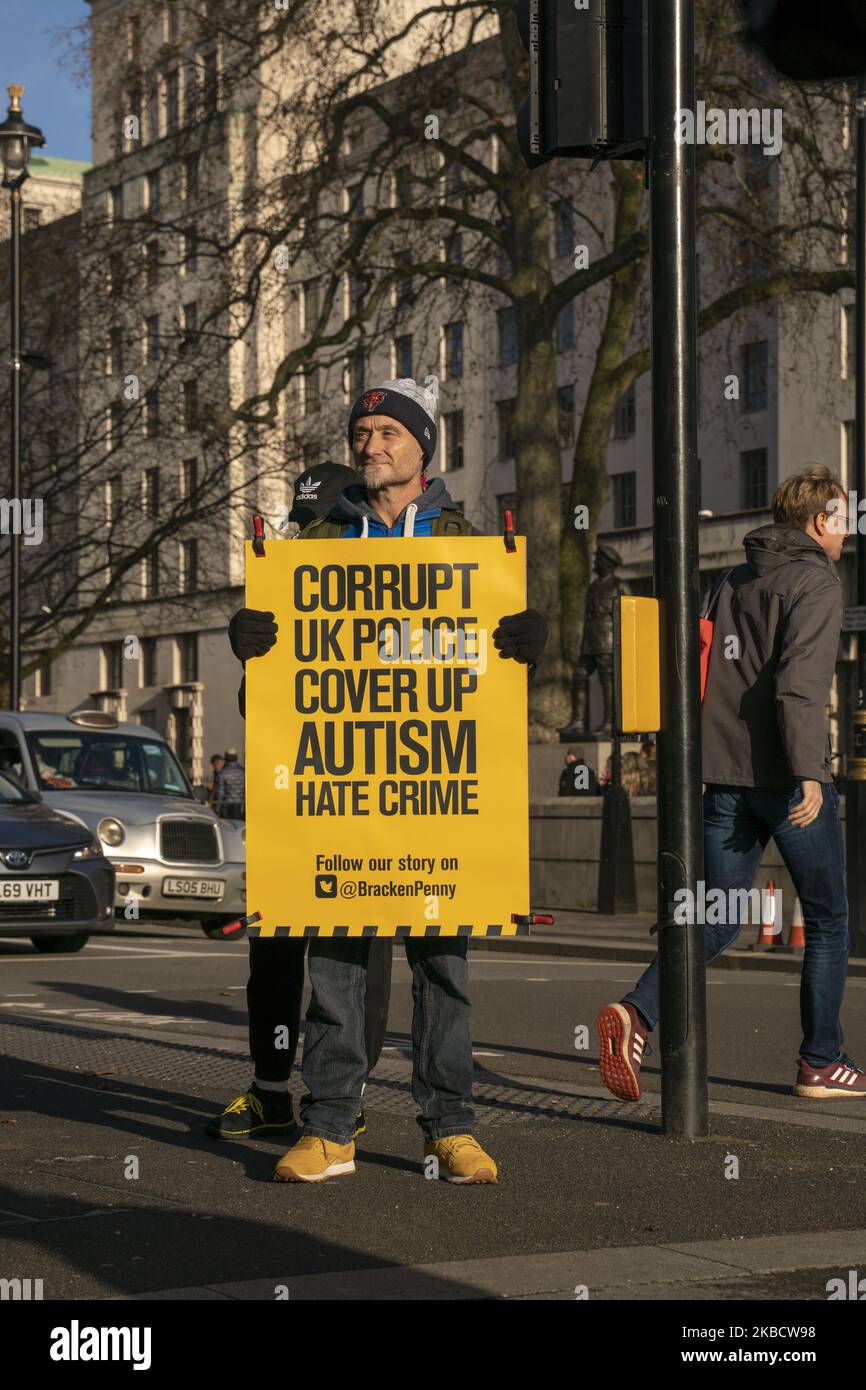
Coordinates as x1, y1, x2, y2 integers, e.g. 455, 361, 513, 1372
244, 536, 529, 937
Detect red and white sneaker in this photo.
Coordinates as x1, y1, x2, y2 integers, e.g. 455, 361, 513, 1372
793, 1055, 866, 1099
596, 1002, 650, 1101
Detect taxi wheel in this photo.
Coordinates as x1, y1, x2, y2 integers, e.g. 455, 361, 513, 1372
31, 933, 90, 954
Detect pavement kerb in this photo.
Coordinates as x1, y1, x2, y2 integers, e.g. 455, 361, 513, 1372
470, 935, 866, 976
113, 1227, 866, 1301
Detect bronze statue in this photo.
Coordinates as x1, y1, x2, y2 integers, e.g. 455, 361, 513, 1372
561, 542, 625, 738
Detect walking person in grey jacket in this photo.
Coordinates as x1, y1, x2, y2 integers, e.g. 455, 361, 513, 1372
597, 466, 866, 1100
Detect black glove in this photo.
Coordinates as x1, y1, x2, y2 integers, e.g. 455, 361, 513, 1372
228, 607, 278, 663
492, 609, 548, 665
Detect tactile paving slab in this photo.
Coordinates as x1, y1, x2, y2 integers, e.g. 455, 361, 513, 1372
1, 1016, 660, 1126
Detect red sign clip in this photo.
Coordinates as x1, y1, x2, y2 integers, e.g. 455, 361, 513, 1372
503, 509, 516, 553
252, 514, 266, 557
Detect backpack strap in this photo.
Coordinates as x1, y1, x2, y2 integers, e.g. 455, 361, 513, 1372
701, 568, 734, 620
432, 510, 481, 537
298, 516, 348, 539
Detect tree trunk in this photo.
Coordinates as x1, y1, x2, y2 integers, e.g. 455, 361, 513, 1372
561, 164, 647, 702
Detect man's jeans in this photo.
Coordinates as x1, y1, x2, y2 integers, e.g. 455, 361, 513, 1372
300, 936, 474, 1144
623, 782, 850, 1066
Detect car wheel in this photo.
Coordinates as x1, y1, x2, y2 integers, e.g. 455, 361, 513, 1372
31, 933, 90, 954
199, 917, 244, 940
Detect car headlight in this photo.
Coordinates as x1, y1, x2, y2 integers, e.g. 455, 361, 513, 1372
97, 817, 125, 847
73, 839, 102, 859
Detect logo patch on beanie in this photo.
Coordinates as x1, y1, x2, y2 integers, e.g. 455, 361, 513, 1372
362, 389, 385, 411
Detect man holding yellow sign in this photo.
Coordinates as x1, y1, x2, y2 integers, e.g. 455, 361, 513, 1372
236, 379, 546, 1182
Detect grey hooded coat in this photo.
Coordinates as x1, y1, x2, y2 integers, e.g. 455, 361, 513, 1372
701, 523, 843, 787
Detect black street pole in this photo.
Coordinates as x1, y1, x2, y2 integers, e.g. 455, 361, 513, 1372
648, 0, 708, 1135
846, 76, 866, 957
9, 180, 22, 711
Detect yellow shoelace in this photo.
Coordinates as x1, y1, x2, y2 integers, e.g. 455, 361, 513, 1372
223, 1091, 264, 1120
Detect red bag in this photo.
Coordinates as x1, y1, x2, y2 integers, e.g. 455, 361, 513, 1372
699, 569, 733, 702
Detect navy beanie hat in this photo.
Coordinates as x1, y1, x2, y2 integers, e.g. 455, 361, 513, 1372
347, 378, 438, 466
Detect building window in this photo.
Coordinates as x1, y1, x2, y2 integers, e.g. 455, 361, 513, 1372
143, 467, 160, 519
109, 402, 124, 449
107, 326, 123, 376
144, 553, 159, 598
844, 303, 855, 380
394, 167, 413, 209
843, 418, 855, 490
201, 49, 218, 111
445, 232, 463, 287
145, 314, 160, 362
145, 390, 160, 439
394, 249, 414, 307
394, 334, 413, 379
105, 474, 122, 526
165, 69, 180, 133
554, 200, 574, 258
740, 448, 768, 509
556, 304, 575, 352
613, 382, 636, 439
741, 340, 769, 412
183, 228, 198, 275
183, 152, 199, 201
141, 637, 158, 687
179, 539, 198, 594
108, 253, 125, 297
496, 399, 516, 459
166, 1, 180, 44
184, 62, 199, 124
303, 366, 319, 415
348, 343, 365, 399
109, 184, 123, 222
348, 271, 368, 317
146, 168, 160, 213
558, 384, 575, 447
127, 14, 141, 60
303, 278, 320, 336
444, 321, 464, 379
178, 633, 198, 682
145, 240, 160, 289
498, 306, 517, 367
102, 641, 124, 690
444, 410, 464, 471
34, 655, 52, 699
182, 379, 198, 431
182, 301, 198, 344
181, 456, 198, 499
612, 471, 637, 529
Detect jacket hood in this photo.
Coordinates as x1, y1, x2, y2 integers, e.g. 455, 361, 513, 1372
743, 522, 837, 578
328, 475, 461, 526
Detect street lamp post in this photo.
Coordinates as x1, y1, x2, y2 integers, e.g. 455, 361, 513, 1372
0, 84, 45, 711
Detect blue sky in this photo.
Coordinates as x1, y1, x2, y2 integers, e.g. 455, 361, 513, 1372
2, 0, 91, 164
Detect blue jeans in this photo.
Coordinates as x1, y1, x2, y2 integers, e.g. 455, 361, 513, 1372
300, 936, 475, 1144
623, 782, 850, 1067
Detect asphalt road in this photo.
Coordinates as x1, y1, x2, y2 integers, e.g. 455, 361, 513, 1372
2, 922, 866, 1303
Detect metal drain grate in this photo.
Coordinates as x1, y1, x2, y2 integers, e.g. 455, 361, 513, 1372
1, 1017, 659, 1127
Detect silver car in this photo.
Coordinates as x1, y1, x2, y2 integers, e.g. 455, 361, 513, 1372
0, 709, 245, 938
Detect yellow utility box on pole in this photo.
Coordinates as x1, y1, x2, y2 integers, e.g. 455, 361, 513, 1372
614, 595, 661, 734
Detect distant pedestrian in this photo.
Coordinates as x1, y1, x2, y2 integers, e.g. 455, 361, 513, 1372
207, 753, 225, 807
558, 746, 600, 797
621, 751, 642, 797
638, 739, 656, 796
212, 748, 245, 820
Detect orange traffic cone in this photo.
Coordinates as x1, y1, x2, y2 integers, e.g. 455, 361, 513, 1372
788, 897, 806, 951
755, 879, 778, 948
